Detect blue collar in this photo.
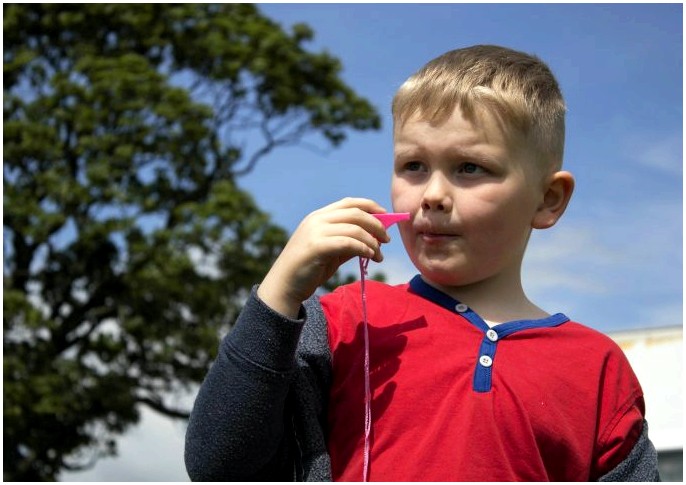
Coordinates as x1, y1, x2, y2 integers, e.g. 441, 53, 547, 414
409, 275, 570, 393
408, 274, 569, 336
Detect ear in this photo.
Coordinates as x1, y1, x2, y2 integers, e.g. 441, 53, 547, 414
532, 171, 575, 229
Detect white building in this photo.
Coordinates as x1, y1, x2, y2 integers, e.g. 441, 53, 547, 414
608, 325, 683, 481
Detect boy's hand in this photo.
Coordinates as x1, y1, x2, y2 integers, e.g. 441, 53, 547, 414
257, 198, 390, 318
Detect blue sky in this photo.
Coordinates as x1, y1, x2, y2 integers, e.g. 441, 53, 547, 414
61, 3, 682, 481
241, 3, 683, 333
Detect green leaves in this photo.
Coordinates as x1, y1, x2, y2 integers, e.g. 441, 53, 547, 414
3, 3, 379, 480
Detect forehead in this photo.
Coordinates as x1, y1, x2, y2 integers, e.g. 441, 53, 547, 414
393, 105, 518, 156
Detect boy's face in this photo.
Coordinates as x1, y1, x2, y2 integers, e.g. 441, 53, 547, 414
391, 106, 547, 289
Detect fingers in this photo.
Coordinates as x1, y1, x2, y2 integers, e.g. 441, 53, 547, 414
320, 209, 390, 244
323, 197, 387, 214
312, 198, 391, 244
318, 223, 385, 263
257, 198, 390, 315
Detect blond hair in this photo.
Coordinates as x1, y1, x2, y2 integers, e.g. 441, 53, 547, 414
392, 45, 566, 170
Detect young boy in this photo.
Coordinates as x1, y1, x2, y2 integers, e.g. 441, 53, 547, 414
185, 45, 660, 481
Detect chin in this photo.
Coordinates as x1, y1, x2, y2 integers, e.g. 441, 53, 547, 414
422, 271, 469, 288
411, 259, 466, 287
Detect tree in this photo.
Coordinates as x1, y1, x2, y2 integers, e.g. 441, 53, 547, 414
3, 4, 380, 480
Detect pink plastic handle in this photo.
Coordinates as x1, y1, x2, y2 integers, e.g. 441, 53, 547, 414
359, 211, 409, 482
372, 212, 410, 228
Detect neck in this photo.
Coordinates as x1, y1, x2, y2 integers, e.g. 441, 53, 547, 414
422, 266, 548, 325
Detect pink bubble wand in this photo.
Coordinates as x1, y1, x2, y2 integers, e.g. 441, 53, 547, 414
359, 212, 410, 482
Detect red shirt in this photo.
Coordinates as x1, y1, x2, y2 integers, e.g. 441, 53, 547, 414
321, 277, 644, 481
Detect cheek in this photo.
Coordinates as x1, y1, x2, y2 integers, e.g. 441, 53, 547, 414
390, 178, 416, 213
461, 190, 535, 238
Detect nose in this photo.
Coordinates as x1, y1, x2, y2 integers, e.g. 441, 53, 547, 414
421, 173, 453, 213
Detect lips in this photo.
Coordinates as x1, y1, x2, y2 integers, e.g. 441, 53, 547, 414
414, 221, 460, 241
419, 233, 458, 244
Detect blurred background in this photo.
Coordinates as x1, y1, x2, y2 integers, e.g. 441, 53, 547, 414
3, 3, 682, 481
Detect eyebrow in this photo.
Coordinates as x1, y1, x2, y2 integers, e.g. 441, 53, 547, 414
394, 143, 496, 163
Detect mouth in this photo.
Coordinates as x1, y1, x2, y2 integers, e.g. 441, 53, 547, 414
419, 232, 459, 242
415, 224, 460, 243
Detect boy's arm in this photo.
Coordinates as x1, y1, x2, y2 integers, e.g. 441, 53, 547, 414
184, 287, 306, 481
598, 420, 660, 481
185, 197, 387, 480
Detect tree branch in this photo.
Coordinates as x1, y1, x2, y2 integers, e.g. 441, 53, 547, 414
137, 396, 190, 419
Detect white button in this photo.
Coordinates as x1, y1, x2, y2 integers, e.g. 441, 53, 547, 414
486, 329, 498, 342
455, 303, 469, 313
479, 355, 493, 367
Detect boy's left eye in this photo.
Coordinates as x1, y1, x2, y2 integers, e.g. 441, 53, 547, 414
402, 161, 426, 172
458, 162, 485, 175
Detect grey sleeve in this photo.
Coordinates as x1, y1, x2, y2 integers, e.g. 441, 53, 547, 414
598, 420, 661, 482
292, 295, 333, 481
184, 286, 306, 481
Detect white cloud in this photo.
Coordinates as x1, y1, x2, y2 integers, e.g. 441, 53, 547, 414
526, 194, 681, 292
633, 301, 684, 329
522, 192, 682, 331
523, 225, 616, 300
625, 131, 682, 175
60, 405, 190, 482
